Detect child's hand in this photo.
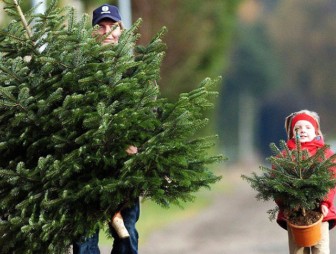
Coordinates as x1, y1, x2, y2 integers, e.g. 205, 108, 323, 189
321, 204, 329, 217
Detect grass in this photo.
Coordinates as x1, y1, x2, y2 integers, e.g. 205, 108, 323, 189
98, 169, 229, 248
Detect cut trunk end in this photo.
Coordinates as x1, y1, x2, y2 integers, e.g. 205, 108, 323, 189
111, 211, 130, 238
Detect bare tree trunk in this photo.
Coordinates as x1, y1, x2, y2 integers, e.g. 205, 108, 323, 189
238, 91, 256, 163
118, 0, 132, 29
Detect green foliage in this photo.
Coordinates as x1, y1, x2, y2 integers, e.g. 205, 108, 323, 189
218, 22, 283, 155
133, 0, 241, 98
262, 0, 336, 133
226, 24, 282, 96
0, 1, 223, 252
242, 137, 336, 221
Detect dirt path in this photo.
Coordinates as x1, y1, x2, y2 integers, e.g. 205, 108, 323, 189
139, 164, 336, 254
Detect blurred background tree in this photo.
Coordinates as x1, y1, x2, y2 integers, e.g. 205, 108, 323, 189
265, 0, 336, 136
219, 0, 336, 162
219, 22, 282, 162
131, 0, 239, 99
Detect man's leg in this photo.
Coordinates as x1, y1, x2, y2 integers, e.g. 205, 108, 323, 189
73, 229, 100, 254
110, 198, 140, 254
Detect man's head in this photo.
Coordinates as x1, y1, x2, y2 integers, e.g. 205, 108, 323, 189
92, 4, 121, 26
92, 4, 123, 45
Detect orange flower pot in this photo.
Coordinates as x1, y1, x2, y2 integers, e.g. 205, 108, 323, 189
287, 215, 323, 247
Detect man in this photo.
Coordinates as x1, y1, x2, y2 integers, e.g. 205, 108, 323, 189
72, 4, 140, 254
92, 4, 123, 45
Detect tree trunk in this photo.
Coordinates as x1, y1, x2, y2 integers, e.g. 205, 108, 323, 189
238, 90, 256, 163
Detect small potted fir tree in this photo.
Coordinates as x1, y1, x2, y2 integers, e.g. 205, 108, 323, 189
242, 131, 336, 246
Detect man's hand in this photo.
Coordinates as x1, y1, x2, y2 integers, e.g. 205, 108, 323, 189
126, 145, 138, 155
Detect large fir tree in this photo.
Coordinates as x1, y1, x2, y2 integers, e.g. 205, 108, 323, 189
0, 0, 223, 252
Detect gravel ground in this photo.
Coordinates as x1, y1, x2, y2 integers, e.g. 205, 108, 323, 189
100, 164, 336, 254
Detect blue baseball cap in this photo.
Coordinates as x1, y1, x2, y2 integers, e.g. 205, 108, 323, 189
92, 4, 122, 26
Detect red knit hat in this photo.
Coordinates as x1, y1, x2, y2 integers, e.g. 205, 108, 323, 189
289, 113, 319, 138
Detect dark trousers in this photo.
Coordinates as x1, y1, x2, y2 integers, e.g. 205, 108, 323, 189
73, 198, 140, 254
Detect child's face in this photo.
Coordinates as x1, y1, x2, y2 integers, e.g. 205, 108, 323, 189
292, 120, 316, 142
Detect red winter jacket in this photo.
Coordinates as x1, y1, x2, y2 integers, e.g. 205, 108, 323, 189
276, 137, 336, 230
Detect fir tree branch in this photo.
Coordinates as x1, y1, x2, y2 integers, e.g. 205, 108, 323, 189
0, 30, 27, 44
12, 0, 33, 39
0, 65, 23, 83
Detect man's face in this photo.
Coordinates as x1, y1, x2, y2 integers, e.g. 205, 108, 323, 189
95, 19, 122, 45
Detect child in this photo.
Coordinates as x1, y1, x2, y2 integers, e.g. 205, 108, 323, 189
276, 109, 336, 254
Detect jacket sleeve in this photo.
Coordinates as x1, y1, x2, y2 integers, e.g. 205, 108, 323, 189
321, 149, 336, 208
321, 188, 336, 208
